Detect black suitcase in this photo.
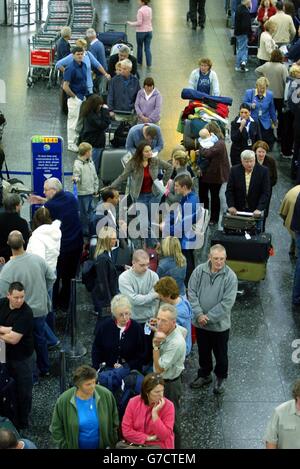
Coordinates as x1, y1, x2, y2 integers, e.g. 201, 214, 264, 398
211, 230, 272, 262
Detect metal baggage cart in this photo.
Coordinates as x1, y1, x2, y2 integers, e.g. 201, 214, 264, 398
27, 36, 57, 88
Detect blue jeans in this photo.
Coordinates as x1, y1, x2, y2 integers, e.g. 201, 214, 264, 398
33, 316, 49, 376
292, 232, 300, 304
235, 34, 248, 68
92, 147, 103, 174
137, 192, 160, 248
45, 321, 58, 347
78, 194, 94, 236
136, 32, 152, 66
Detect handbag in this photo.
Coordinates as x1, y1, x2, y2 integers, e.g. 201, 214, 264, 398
115, 440, 161, 449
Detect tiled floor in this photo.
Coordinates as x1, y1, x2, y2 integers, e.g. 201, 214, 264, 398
0, 0, 299, 449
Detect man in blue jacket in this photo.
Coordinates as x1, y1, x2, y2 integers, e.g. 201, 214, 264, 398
107, 59, 140, 121
86, 28, 107, 94
163, 174, 200, 285
30, 178, 83, 312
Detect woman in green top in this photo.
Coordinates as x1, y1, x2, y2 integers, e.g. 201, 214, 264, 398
50, 365, 119, 449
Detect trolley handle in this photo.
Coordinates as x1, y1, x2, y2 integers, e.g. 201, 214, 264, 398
103, 21, 128, 33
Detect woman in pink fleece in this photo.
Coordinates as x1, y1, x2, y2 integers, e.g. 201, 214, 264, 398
121, 373, 175, 449
127, 0, 153, 67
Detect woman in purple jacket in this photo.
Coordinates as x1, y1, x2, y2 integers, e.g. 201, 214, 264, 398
135, 77, 162, 124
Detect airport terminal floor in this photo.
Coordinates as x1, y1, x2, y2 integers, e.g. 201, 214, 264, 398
0, 0, 300, 450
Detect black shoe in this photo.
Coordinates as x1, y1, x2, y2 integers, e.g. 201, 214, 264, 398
190, 375, 212, 389
213, 377, 226, 394
40, 371, 50, 378
192, 23, 197, 30
199, 23, 205, 29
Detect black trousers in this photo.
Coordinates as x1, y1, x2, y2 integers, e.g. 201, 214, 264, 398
196, 328, 230, 379
7, 353, 35, 428
52, 245, 83, 310
182, 249, 195, 287
198, 181, 222, 223
164, 376, 182, 449
281, 110, 294, 157
189, 0, 206, 25
273, 98, 284, 140
294, 131, 300, 184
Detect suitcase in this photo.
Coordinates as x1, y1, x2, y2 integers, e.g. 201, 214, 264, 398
226, 259, 267, 282
222, 213, 257, 235
211, 230, 272, 263
98, 22, 128, 57
99, 148, 128, 190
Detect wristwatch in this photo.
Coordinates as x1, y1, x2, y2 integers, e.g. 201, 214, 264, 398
153, 346, 160, 351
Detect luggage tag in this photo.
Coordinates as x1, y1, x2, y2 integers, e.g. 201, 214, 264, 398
144, 322, 151, 335
245, 231, 251, 240
247, 138, 252, 146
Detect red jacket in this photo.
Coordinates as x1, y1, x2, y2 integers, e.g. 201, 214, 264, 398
257, 6, 277, 26
121, 395, 175, 449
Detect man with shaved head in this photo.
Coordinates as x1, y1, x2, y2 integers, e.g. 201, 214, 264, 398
119, 249, 159, 365
0, 230, 56, 384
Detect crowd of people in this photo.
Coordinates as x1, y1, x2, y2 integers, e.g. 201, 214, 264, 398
1, 0, 300, 451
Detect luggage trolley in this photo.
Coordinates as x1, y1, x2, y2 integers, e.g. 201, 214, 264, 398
27, 36, 57, 88
98, 22, 128, 58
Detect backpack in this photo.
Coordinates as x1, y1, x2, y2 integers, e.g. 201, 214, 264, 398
118, 370, 144, 419
97, 365, 131, 394
111, 121, 132, 148
81, 259, 96, 292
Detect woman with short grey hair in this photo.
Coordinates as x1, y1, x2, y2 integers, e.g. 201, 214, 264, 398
92, 294, 145, 371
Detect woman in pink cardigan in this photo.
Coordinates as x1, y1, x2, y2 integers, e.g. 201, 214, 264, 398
127, 0, 153, 67
121, 373, 175, 449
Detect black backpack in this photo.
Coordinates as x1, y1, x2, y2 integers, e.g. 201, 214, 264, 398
111, 121, 131, 148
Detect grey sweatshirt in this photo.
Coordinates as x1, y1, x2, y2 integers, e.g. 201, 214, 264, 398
118, 268, 159, 323
0, 252, 56, 318
188, 260, 238, 332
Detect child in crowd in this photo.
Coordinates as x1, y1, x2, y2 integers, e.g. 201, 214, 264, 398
198, 128, 218, 148
72, 142, 99, 236
115, 61, 122, 75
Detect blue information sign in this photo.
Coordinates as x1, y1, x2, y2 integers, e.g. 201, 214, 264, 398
31, 135, 63, 213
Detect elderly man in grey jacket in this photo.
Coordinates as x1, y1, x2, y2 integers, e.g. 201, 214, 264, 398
188, 243, 238, 394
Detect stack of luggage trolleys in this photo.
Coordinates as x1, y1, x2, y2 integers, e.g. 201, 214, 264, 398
69, 0, 96, 45
27, 0, 71, 88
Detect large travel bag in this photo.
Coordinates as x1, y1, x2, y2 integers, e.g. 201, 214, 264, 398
211, 230, 272, 263
222, 213, 257, 235
99, 148, 128, 189
226, 259, 267, 282
98, 22, 128, 57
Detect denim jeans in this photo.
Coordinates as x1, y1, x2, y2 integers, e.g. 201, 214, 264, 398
136, 192, 160, 248
136, 31, 152, 66
235, 34, 248, 68
92, 147, 103, 174
292, 232, 300, 304
45, 321, 59, 347
78, 194, 94, 236
33, 316, 49, 375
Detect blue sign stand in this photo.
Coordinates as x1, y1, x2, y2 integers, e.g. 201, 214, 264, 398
31, 135, 63, 214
